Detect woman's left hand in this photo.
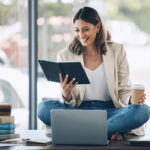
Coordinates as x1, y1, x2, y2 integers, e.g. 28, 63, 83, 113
139, 94, 146, 105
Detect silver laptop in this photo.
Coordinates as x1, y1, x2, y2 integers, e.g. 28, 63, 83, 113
51, 109, 108, 145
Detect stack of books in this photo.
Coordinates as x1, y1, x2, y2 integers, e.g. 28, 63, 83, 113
0, 104, 19, 141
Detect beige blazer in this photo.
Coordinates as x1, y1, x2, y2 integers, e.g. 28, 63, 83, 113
57, 41, 144, 135
57, 41, 131, 108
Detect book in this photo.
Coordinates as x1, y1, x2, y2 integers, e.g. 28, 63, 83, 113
0, 133, 20, 141
0, 130, 14, 134
39, 60, 90, 84
0, 104, 11, 116
0, 116, 14, 124
25, 138, 52, 146
0, 123, 15, 130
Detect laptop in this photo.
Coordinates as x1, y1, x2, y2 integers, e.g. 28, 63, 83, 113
51, 109, 108, 145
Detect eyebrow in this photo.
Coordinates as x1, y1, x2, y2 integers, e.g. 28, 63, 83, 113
74, 26, 89, 29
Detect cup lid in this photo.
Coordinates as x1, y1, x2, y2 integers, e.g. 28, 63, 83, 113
132, 84, 145, 90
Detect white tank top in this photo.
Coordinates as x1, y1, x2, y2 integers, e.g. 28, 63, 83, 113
83, 63, 112, 101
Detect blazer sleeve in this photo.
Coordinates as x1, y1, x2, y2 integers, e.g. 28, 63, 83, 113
118, 45, 132, 106
56, 52, 76, 107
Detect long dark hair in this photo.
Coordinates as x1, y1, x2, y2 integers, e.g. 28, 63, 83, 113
69, 6, 111, 55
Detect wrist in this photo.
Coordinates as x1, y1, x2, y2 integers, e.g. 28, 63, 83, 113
62, 94, 72, 102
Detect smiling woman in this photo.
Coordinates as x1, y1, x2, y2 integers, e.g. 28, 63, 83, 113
38, 6, 150, 141
34, 0, 150, 143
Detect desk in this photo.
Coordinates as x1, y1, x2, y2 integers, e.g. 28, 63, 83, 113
0, 129, 150, 150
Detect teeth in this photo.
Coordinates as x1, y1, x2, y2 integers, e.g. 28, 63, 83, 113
81, 38, 88, 43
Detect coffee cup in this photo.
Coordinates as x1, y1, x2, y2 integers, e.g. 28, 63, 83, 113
131, 84, 145, 104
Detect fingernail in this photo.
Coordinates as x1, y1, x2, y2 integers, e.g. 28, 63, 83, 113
66, 74, 68, 77
73, 78, 76, 80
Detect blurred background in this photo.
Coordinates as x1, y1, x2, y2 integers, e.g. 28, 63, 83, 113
0, 0, 150, 129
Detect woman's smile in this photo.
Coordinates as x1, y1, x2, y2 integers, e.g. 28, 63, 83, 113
81, 37, 89, 43
74, 19, 99, 47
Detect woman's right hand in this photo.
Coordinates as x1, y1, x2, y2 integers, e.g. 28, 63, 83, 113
59, 73, 78, 102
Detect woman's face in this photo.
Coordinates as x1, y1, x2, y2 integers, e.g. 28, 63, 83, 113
74, 19, 100, 47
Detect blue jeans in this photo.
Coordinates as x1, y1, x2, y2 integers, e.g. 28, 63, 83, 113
38, 99, 150, 134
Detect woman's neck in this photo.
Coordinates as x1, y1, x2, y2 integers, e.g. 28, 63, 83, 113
84, 45, 99, 57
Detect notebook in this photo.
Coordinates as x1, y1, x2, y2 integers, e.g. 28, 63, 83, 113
39, 60, 90, 84
51, 109, 108, 145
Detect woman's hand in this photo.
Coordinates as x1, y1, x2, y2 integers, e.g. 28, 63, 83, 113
129, 93, 146, 105
59, 73, 78, 102
139, 94, 146, 105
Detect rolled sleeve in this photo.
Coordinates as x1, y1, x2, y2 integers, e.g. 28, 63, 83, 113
59, 92, 76, 107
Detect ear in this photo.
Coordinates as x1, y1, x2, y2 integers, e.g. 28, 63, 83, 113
96, 22, 101, 32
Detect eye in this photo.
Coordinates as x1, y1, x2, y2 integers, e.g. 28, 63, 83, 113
83, 28, 89, 32
74, 29, 79, 32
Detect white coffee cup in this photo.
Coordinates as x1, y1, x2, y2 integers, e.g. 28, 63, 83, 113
131, 84, 145, 104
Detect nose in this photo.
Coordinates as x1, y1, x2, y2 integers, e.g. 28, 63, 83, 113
78, 31, 85, 39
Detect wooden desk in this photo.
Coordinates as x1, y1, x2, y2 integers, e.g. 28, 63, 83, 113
0, 129, 150, 150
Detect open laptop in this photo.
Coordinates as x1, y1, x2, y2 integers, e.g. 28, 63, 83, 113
51, 109, 108, 145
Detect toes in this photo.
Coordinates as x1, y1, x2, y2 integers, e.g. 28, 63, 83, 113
110, 133, 123, 141
116, 134, 123, 141
111, 134, 117, 140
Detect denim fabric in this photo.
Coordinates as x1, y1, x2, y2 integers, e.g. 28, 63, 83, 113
38, 99, 150, 134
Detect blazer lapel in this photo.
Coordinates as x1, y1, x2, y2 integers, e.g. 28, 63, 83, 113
102, 45, 115, 101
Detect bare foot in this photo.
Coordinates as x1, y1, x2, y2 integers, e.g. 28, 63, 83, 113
111, 133, 123, 141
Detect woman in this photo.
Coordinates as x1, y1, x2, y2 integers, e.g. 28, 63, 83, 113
38, 7, 150, 140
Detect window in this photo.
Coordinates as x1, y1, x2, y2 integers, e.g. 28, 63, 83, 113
0, 0, 28, 129
0, 79, 24, 108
